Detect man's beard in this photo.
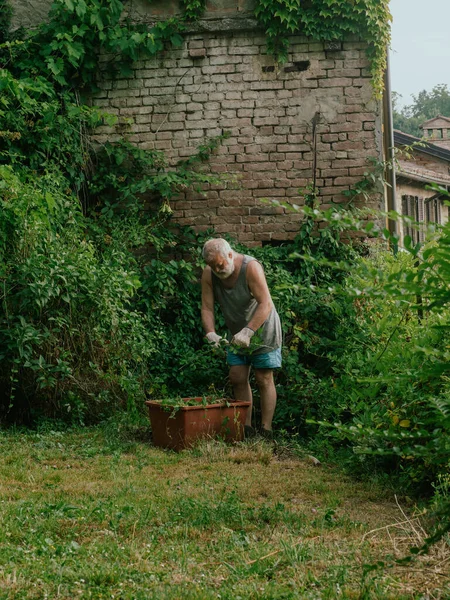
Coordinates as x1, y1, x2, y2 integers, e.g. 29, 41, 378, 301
214, 258, 235, 279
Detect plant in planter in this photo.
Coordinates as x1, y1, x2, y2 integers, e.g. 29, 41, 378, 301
145, 396, 251, 451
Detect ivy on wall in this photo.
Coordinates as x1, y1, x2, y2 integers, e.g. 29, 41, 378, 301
181, 0, 391, 97
27, 0, 184, 88
253, 0, 391, 97
7, 0, 391, 96
180, 0, 206, 21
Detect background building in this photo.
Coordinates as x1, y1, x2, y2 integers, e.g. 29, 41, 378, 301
395, 126, 450, 243
421, 115, 450, 151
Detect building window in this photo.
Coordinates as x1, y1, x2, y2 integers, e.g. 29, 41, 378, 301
425, 197, 442, 226
402, 195, 444, 244
402, 195, 424, 244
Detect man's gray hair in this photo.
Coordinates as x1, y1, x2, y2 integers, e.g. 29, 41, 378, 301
202, 238, 233, 261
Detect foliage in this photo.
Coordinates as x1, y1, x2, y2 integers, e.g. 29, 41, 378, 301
14, 0, 184, 89
254, 0, 391, 95
318, 245, 450, 482
0, 145, 226, 422
0, 69, 103, 189
181, 0, 206, 21
148, 394, 233, 418
0, 0, 188, 188
151, 395, 213, 408
87, 134, 227, 219
327, 233, 450, 550
392, 92, 423, 138
0, 0, 228, 422
393, 84, 450, 137
0, 165, 155, 422
402, 84, 450, 121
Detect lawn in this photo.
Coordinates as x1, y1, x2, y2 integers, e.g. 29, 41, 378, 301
0, 424, 448, 599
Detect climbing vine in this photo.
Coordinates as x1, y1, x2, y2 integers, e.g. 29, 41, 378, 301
5, 0, 391, 96
254, 0, 391, 96
16, 0, 184, 89
181, 0, 392, 96
180, 0, 207, 21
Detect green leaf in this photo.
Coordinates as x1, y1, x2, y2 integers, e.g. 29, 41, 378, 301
170, 34, 184, 47
45, 192, 55, 213
75, 0, 87, 18
47, 57, 63, 77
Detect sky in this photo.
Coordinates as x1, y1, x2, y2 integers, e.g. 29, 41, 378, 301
389, 0, 450, 108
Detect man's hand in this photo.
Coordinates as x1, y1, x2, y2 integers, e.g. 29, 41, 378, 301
231, 327, 255, 348
206, 332, 224, 348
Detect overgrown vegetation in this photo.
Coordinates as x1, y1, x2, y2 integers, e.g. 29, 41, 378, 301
0, 0, 449, 565
261, 199, 450, 553
0, 0, 225, 422
183, 0, 393, 93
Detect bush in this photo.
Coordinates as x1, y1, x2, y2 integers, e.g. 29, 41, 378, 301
0, 0, 228, 422
325, 231, 450, 493
0, 166, 155, 422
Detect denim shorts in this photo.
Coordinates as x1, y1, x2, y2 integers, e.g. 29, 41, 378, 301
227, 347, 282, 369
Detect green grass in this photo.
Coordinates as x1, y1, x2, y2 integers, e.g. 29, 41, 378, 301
0, 423, 447, 599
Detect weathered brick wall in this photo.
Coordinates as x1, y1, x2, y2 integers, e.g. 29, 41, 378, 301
10, 0, 383, 245
91, 27, 382, 245
10, 0, 52, 30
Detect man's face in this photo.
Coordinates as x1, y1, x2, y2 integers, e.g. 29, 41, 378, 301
208, 252, 235, 279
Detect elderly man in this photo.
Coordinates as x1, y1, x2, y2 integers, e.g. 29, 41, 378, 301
201, 238, 282, 438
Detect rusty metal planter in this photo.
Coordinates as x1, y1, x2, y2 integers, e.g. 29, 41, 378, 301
145, 397, 251, 451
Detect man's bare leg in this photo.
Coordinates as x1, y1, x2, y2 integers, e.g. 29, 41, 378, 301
254, 369, 276, 431
229, 365, 252, 426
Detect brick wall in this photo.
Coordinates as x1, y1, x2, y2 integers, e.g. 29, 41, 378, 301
91, 26, 382, 246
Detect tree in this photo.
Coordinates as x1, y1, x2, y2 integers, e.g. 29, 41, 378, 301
392, 84, 450, 138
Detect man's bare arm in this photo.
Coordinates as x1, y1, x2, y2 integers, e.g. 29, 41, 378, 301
246, 260, 273, 331
201, 266, 216, 334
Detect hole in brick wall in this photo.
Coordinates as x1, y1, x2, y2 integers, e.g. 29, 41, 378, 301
262, 66, 275, 73
283, 61, 310, 73
261, 240, 289, 247
325, 41, 343, 51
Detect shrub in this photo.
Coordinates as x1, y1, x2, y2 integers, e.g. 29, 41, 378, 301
325, 227, 450, 491
0, 166, 155, 421
0, 0, 228, 422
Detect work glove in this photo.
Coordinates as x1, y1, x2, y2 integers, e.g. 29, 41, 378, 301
231, 327, 255, 349
206, 332, 224, 348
